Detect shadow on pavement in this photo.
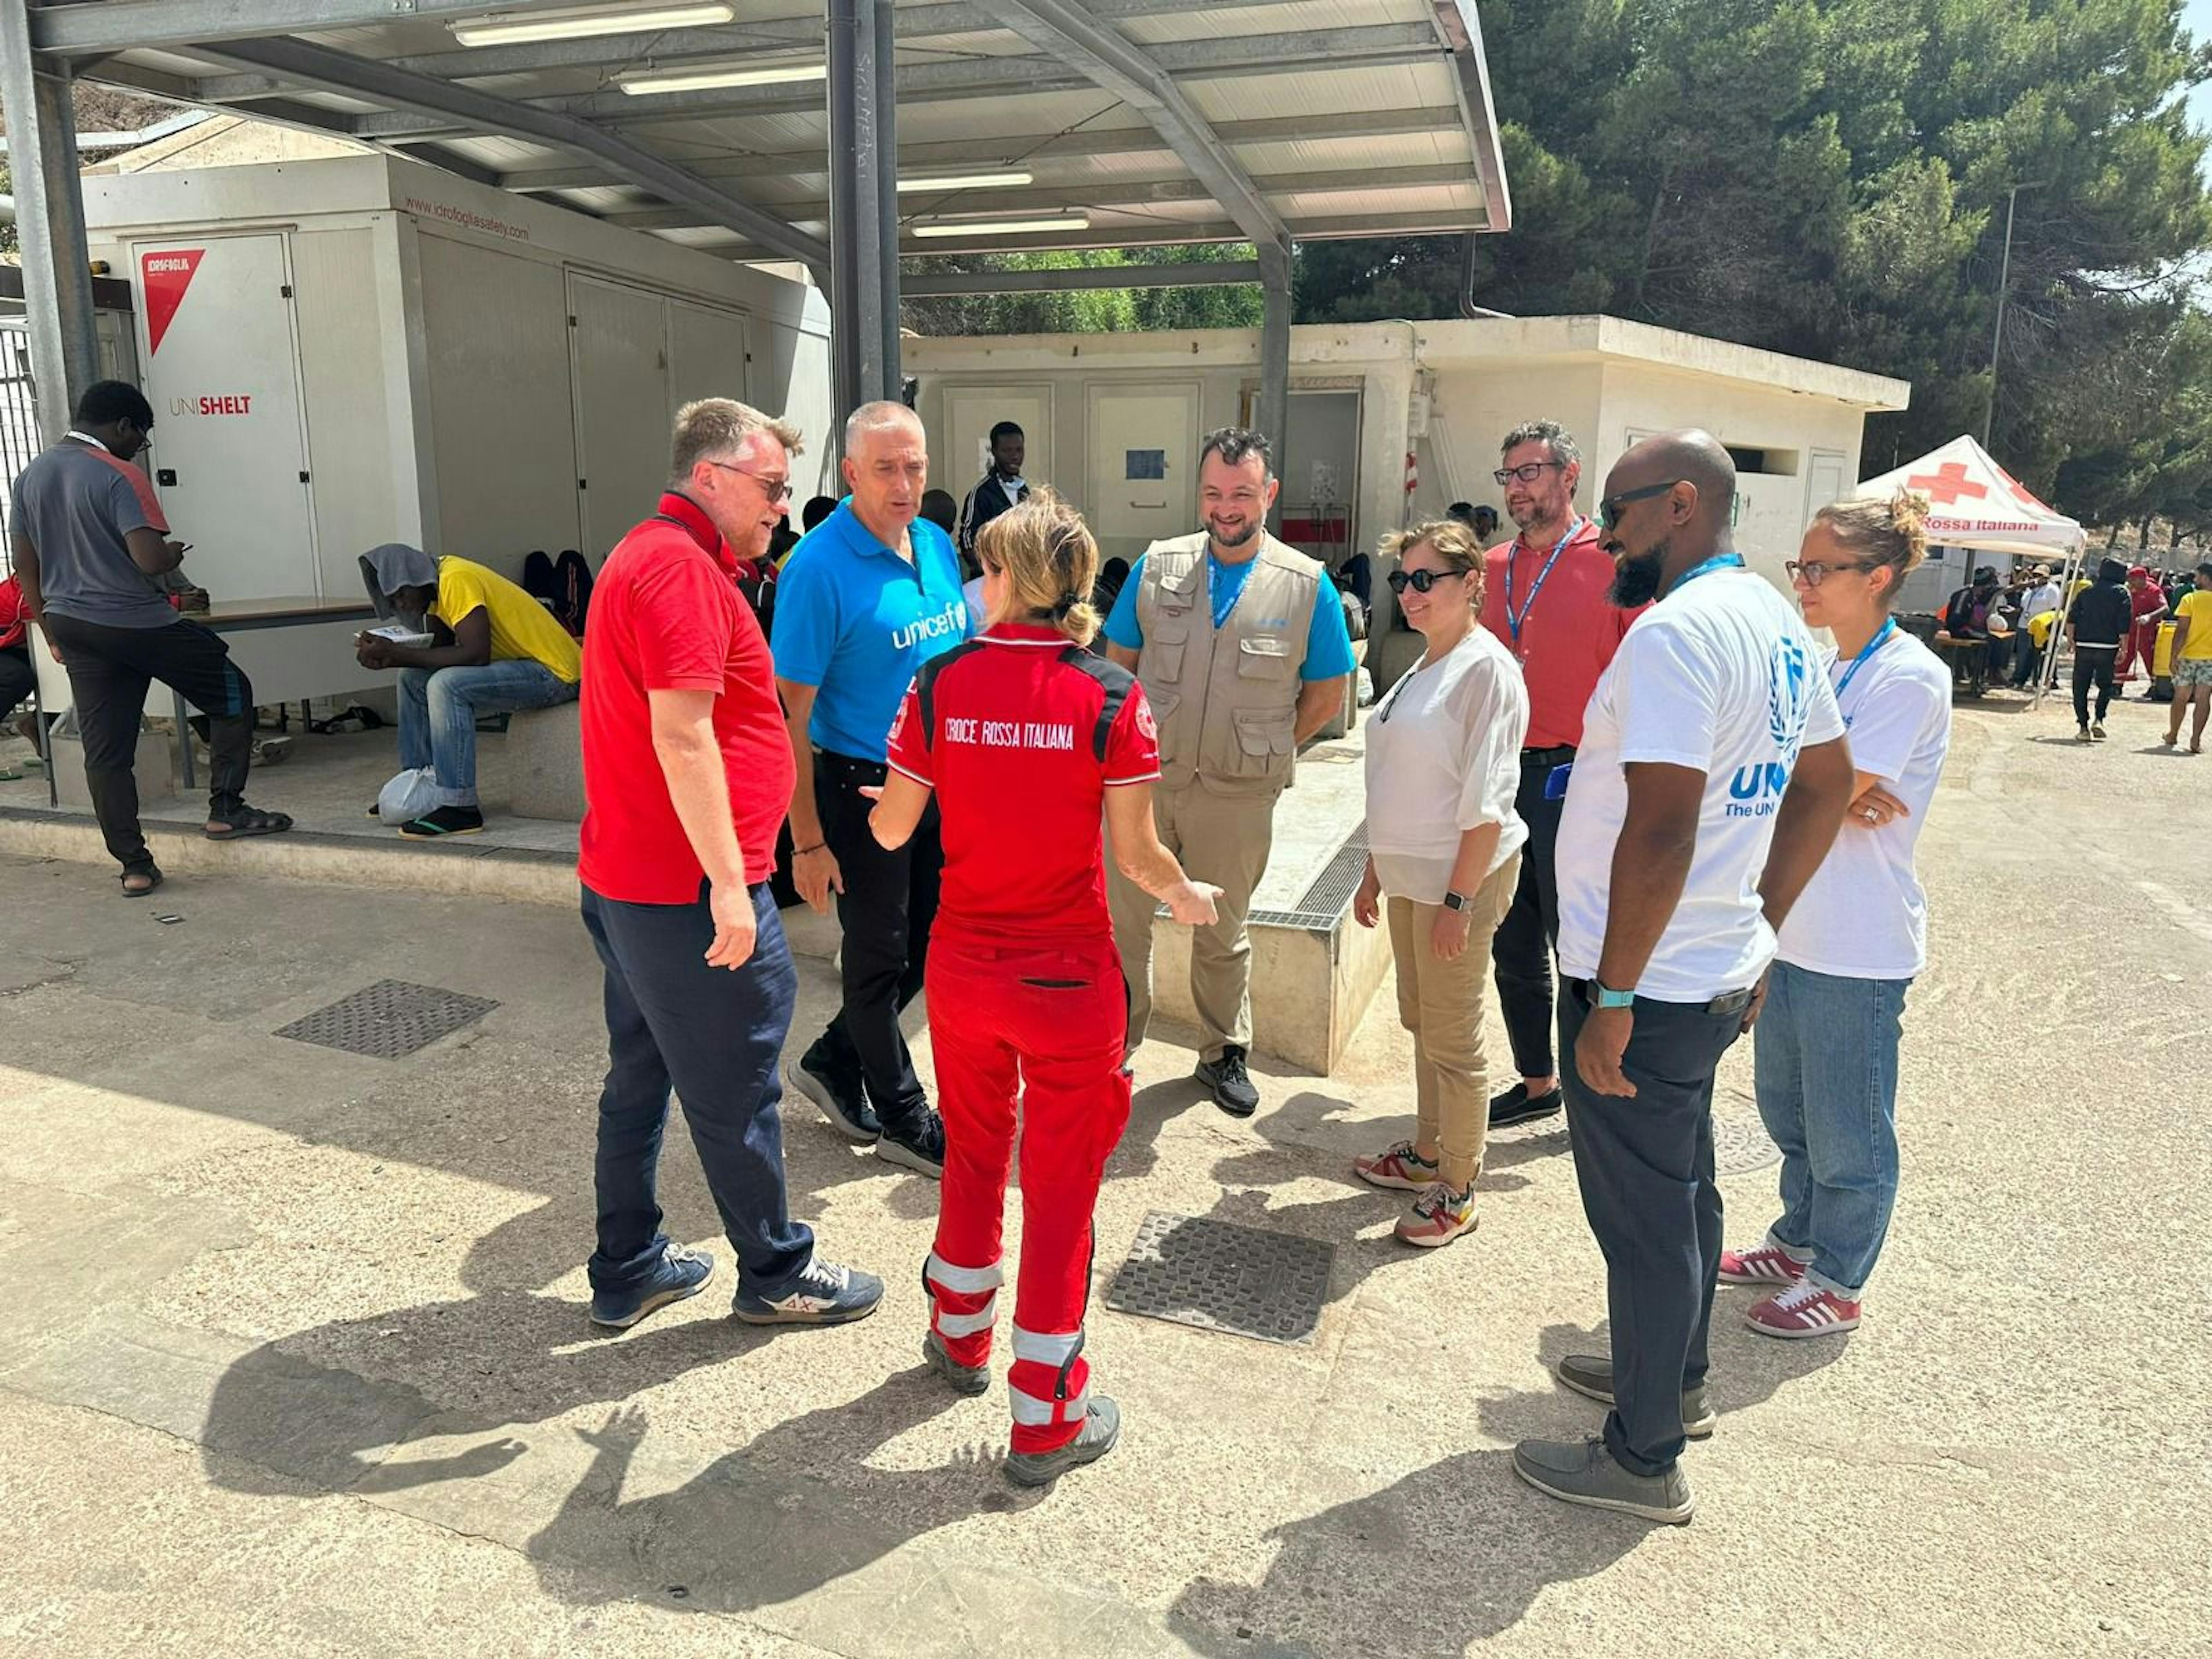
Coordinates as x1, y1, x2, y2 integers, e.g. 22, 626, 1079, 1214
1165, 1439, 1641, 1656
524, 1369, 1015, 1615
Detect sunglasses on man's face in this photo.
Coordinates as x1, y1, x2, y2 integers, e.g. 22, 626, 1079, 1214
1387, 567, 1461, 595
1597, 478, 1687, 534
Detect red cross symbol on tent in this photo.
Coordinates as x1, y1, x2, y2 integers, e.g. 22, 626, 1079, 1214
1906, 461, 1988, 506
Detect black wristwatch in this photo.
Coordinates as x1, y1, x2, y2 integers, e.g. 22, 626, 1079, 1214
1442, 890, 1471, 912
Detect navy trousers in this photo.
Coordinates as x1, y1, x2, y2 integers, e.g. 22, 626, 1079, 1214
1559, 977, 1745, 1476
583, 880, 813, 1298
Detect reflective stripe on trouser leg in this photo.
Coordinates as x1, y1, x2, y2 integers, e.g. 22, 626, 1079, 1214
925, 1250, 1002, 1363
1008, 1323, 1090, 1450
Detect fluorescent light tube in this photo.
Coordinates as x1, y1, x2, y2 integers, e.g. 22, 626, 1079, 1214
896, 171, 1035, 193
452, 4, 735, 48
912, 215, 1091, 237
618, 60, 826, 94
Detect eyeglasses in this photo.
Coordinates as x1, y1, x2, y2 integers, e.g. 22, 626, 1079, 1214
1597, 478, 1687, 533
1786, 559, 1877, 587
706, 460, 793, 503
1493, 460, 1565, 486
1387, 567, 1462, 595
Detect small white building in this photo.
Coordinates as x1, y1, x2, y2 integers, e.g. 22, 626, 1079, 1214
905, 314, 1911, 628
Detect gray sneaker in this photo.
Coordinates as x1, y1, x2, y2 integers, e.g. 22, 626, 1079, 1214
1553, 1352, 1715, 1439
1512, 1435, 1694, 1524
1004, 1396, 1120, 1488
921, 1331, 988, 1396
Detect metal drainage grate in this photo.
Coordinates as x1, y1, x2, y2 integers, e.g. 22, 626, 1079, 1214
1105, 1210, 1334, 1346
273, 979, 500, 1060
1176, 820, 1372, 932
1713, 1107, 1782, 1177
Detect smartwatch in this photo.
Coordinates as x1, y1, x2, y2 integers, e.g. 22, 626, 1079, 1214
1441, 890, 1471, 912
1592, 979, 1636, 1011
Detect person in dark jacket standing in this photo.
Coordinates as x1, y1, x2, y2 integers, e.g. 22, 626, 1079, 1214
957, 422, 1029, 564
2066, 558, 2134, 741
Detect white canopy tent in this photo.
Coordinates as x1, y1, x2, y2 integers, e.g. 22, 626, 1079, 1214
1855, 434, 2089, 701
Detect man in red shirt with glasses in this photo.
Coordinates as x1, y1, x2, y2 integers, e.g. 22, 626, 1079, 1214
1478, 421, 1639, 1137
576, 397, 882, 1334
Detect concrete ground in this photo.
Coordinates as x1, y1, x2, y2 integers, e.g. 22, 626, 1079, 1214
1, 687, 2205, 1658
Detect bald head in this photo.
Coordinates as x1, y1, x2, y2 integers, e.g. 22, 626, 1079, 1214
1598, 428, 1739, 603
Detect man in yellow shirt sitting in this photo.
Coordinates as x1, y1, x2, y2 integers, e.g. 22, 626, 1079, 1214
356, 542, 582, 836
2164, 560, 2212, 755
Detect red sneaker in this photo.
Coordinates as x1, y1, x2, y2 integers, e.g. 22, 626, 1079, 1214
1745, 1279, 1861, 1339
1718, 1243, 1809, 1286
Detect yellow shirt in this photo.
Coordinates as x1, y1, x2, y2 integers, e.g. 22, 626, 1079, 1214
2177, 589, 2212, 660
2027, 608, 2060, 648
434, 555, 582, 683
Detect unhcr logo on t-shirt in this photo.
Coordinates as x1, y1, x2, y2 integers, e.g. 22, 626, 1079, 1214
892, 605, 966, 651
1726, 636, 1812, 818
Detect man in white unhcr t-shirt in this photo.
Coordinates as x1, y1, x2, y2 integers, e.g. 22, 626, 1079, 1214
1512, 431, 1855, 1527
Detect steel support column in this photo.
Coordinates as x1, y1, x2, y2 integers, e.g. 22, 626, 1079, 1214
827, 0, 900, 425
1257, 242, 1294, 533
0, 5, 99, 442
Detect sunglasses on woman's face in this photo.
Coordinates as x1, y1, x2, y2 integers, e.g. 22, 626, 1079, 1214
1785, 558, 1875, 587
1387, 567, 1459, 595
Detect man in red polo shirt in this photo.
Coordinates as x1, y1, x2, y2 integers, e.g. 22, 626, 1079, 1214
576, 397, 882, 1333
1478, 420, 1639, 1134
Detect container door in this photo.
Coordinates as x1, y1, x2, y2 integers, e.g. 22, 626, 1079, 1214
1806, 449, 1847, 521
1086, 381, 1200, 563
569, 273, 675, 565
133, 234, 318, 602
943, 383, 1051, 502
667, 298, 749, 411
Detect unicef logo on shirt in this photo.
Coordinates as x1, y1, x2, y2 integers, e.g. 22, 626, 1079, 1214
1767, 635, 1811, 764
1727, 636, 1811, 818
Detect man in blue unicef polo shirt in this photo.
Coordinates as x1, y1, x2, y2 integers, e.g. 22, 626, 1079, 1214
774, 401, 968, 1176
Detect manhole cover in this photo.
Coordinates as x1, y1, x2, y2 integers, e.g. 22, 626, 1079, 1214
1105, 1211, 1334, 1345
1712, 1108, 1782, 1177
274, 979, 500, 1059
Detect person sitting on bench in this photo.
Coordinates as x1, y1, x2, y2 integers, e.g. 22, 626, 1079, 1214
356, 542, 582, 837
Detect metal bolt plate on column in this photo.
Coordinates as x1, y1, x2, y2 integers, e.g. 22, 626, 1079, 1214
1106, 1210, 1335, 1345
274, 980, 499, 1059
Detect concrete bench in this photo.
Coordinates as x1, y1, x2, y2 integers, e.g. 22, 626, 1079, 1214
507, 700, 585, 822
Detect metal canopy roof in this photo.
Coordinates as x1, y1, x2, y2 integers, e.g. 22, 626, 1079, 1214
33, 0, 1510, 268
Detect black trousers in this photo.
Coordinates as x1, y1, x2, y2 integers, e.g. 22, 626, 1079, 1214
1559, 977, 1745, 1477
2072, 650, 2118, 725
44, 613, 255, 876
0, 642, 35, 719
807, 747, 944, 1126
1491, 745, 1573, 1081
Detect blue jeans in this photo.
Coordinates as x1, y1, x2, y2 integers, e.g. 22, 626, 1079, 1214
397, 659, 576, 808
1752, 961, 1908, 1300
582, 881, 814, 1299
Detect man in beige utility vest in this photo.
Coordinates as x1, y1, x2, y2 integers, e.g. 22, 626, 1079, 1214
1102, 427, 1358, 1116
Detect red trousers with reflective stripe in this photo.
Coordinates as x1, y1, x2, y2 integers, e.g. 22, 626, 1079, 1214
924, 930, 1131, 1453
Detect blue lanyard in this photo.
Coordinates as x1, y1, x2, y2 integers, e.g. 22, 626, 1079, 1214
1503, 516, 1583, 647
1832, 616, 1897, 706
1671, 552, 1746, 593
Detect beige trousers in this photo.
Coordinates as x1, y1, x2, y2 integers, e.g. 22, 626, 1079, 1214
1107, 779, 1277, 1063
1386, 852, 1520, 1190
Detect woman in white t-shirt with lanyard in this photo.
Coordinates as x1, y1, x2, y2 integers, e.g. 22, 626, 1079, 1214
1350, 518, 1529, 1247
1719, 488, 1951, 1338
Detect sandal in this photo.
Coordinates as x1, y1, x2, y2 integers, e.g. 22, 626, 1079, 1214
121, 867, 165, 898
204, 804, 294, 841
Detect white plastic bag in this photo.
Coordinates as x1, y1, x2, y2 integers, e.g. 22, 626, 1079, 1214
377, 766, 440, 824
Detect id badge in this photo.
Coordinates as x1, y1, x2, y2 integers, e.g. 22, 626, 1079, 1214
1543, 762, 1574, 801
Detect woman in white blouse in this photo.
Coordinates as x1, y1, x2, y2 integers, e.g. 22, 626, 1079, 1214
1351, 518, 1530, 1247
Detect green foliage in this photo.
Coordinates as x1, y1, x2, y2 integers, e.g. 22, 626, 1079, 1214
900, 243, 1264, 336
1290, 0, 2212, 529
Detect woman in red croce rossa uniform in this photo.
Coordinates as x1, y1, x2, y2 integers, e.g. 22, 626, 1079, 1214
866, 492, 1219, 1488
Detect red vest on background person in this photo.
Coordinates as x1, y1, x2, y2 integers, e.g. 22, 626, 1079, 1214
0, 575, 25, 650
1479, 518, 1638, 750
578, 493, 795, 904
